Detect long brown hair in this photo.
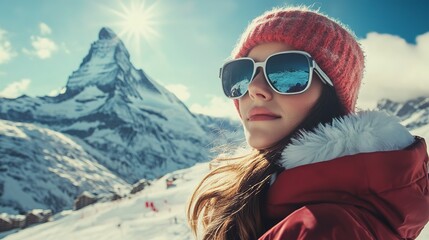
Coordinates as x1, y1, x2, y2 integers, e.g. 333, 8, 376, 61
187, 84, 346, 239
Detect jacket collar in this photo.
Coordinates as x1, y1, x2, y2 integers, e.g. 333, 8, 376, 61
279, 111, 415, 169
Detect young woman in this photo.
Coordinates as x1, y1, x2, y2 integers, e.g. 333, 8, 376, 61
187, 6, 429, 240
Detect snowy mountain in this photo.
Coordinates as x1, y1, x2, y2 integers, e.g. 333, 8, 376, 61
0, 27, 218, 180
0, 27, 212, 183
377, 96, 429, 130
0, 27, 242, 215
0, 119, 129, 214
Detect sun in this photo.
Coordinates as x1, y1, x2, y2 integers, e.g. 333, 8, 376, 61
115, 1, 159, 41
104, 0, 161, 54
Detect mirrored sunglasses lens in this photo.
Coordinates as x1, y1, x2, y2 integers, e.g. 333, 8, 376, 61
266, 53, 310, 93
222, 59, 254, 98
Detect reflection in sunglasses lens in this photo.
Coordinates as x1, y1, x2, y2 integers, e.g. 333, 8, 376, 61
267, 53, 310, 93
223, 59, 254, 98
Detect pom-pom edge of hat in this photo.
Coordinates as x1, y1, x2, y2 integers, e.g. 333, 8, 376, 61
231, 6, 365, 114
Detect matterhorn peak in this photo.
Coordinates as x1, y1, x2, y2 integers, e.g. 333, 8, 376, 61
65, 27, 137, 92
98, 27, 118, 40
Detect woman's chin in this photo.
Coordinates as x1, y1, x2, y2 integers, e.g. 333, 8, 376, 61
246, 136, 277, 150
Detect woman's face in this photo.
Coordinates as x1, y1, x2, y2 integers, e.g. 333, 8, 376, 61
238, 42, 323, 150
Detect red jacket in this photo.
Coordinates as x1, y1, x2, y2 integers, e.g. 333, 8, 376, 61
259, 112, 429, 240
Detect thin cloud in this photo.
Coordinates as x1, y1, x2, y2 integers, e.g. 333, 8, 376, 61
39, 22, 52, 35
165, 84, 190, 101
0, 79, 31, 98
190, 96, 239, 120
0, 28, 16, 64
357, 31, 429, 109
47, 87, 66, 97
23, 35, 58, 59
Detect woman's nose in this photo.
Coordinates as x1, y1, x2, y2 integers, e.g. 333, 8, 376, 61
247, 68, 273, 101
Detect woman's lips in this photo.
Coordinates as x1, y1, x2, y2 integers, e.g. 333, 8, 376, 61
248, 115, 281, 121
248, 107, 281, 121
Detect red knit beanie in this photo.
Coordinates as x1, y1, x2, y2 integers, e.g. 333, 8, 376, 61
231, 6, 365, 113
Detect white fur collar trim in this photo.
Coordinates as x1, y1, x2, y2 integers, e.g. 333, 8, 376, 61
280, 111, 414, 169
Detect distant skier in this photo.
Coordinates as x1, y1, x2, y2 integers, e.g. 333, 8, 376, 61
144, 201, 158, 212
187, 6, 429, 240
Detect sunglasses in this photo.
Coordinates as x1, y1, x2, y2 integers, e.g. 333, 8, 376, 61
219, 51, 334, 99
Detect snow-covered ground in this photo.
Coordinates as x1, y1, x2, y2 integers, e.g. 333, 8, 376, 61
1, 163, 210, 240
1, 159, 428, 240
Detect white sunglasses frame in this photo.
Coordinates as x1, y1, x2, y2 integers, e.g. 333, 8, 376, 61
219, 50, 334, 99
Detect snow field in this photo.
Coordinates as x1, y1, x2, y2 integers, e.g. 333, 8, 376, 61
3, 163, 209, 240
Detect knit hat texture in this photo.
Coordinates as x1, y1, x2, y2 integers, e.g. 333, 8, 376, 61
231, 6, 365, 113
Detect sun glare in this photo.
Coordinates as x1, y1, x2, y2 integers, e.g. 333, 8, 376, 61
104, 0, 161, 54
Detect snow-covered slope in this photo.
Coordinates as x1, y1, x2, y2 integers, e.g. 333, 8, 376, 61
0, 119, 129, 214
1, 163, 210, 240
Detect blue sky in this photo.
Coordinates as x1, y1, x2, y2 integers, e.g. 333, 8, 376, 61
0, 0, 428, 119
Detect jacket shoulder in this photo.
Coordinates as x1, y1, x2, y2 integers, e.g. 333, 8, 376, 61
259, 204, 399, 240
